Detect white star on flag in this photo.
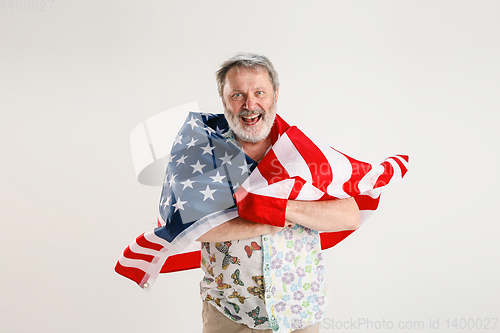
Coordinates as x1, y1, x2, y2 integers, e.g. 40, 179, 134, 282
219, 152, 233, 165
176, 155, 188, 166
186, 116, 199, 129
201, 143, 215, 155
173, 134, 183, 146
200, 185, 217, 201
162, 195, 171, 207
180, 179, 196, 190
216, 126, 226, 135
168, 174, 177, 187
190, 160, 206, 174
172, 198, 187, 212
200, 112, 213, 118
238, 160, 252, 175
210, 171, 226, 183
186, 138, 198, 149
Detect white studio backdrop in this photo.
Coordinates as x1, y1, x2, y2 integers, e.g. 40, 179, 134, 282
1, 1, 499, 332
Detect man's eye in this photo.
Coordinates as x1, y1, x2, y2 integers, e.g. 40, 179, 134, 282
256, 91, 264, 95
232, 93, 242, 99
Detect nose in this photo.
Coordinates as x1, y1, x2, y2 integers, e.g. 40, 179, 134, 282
244, 95, 257, 110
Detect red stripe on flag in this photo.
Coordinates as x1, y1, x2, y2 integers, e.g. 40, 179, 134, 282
235, 187, 287, 227
287, 127, 332, 192
393, 156, 409, 177
269, 114, 291, 144
342, 154, 373, 196
122, 246, 155, 263
397, 154, 409, 163
375, 161, 394, 188
160, 251, 201, 273
354, 194, 381, 211
289, 176, 306, 200
320, 193, 337, 200
319, 230, 356, 250
115, 262, 146, 286
136, 233, 163, 251
259, 149, 290, 185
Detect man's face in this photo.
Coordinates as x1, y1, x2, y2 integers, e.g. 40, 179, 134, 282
222, 67, 278, 144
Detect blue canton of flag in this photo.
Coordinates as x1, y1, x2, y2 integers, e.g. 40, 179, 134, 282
155, 112, 257, 243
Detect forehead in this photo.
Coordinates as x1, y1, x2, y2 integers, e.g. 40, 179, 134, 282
224, 66, 273, 91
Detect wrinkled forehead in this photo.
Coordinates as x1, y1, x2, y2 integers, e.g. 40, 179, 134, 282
224, 66, 273, 89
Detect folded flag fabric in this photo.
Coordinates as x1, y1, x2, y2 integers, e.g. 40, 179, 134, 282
115, 111, 409, 289
115, 112, 288, 289
234, 125, 409, 249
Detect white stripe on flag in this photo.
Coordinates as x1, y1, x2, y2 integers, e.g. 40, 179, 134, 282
143, 231, 171, 250
361, 188, 382, 199
250, 178, 295, 199
358, 164, 385, 193
129, 241, 162, 257
295, 182, 324, 201
273, 133, 312, 182
242, 168, 270, 192
394, 155, 409, 170
386, 158, 402, 181
314, 141, 352, 199
118, 256, 155, 272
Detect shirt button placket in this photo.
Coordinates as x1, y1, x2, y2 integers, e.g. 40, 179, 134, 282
262, 234, 278, 331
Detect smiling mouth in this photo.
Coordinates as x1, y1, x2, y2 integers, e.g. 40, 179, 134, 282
241, 114, 261, 125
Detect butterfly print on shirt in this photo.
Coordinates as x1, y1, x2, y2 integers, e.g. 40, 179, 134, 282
206, 265, 215, 277
215, 273, 232, 290
204, 294, 222, 307
202, 242, 210, 254
224, 306, 242, 321
244, 241, 262, 258
228, 290, 247, 304
247, 275, 265, 301
246, 305, 269, 327
231, 269, 244, 286
215, 241, 241, 270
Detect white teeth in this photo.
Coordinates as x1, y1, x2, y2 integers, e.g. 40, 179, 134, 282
242, 115, 258, 120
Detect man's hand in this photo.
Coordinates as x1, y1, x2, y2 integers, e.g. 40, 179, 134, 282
285, 197, 360, 232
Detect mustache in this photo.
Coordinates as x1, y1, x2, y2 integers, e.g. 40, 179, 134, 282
237, 108, 265, 118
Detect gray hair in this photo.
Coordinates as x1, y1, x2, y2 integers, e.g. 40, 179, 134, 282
216, 53, 279, 98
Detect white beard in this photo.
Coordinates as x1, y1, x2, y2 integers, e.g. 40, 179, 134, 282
224, 102, 277, 144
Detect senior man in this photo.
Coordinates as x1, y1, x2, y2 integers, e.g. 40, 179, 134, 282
197, 53, 360, 333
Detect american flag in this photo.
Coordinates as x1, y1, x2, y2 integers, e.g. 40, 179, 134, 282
115, 112, 408, 289
234, 125, 409, 249
116, 112, 263, 289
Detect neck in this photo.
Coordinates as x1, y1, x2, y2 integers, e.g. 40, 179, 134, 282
237, 135, 272, 163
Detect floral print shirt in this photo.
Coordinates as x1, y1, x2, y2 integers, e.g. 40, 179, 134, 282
264, 225, 328, 332
200, 224, 327, 332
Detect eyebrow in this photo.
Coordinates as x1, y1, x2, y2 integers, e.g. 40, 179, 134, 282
254, 86, 268, 91
229, 86, 268, 93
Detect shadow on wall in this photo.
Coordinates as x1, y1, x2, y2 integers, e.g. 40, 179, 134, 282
130, 102, 200, 186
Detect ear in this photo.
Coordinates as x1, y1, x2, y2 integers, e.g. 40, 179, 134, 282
221, 98, 226, 108
274, 87, 280, 103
